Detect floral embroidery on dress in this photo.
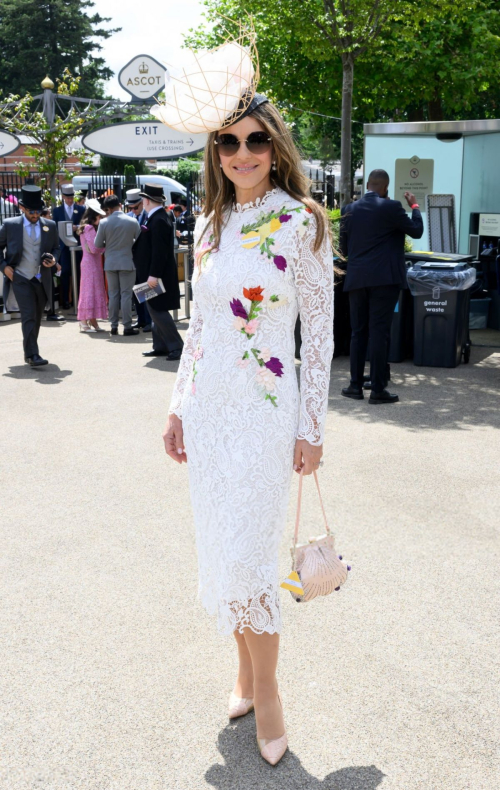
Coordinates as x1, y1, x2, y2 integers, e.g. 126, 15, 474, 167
231, 286, 284, 407
240, 205, 308, 271
198, 233, 215, 270
191, 344, 203, 394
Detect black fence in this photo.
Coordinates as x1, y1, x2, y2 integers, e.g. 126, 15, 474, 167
186, 168, 336, 215
85, 174, 136, 203
307, 168, 337, 209
0, 172, 42, 223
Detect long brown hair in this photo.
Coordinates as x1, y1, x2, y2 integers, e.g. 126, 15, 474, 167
197, 101, 331, 267
77, 207, 101, 235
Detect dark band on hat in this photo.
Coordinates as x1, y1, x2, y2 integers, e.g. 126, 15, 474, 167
222, 91, 269, 129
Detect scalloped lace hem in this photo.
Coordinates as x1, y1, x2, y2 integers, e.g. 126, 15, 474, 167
200, 588, 282, 636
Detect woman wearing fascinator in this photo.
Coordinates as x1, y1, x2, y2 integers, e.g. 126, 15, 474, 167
160, 34, 334, 766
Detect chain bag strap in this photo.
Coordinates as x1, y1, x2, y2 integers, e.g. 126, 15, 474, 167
281, 469, 351, 603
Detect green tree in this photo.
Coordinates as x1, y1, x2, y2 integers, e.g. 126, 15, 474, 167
0, 0, 120, 99
157, 159, 200, 186
0, 70, 108, 202
367, 0, 500, 122
186, 0, 500, 201
99, 157, 149, 176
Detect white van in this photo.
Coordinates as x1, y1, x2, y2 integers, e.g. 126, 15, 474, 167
72, 174, 186, 205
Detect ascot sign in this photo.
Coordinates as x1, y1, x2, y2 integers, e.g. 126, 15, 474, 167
82, 122, 207, 160
118, 54, 166, 101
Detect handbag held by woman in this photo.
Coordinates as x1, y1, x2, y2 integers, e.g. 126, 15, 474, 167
281, 469, 351, 602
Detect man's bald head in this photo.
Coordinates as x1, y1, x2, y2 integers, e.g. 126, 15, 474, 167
367, 169, 390, 198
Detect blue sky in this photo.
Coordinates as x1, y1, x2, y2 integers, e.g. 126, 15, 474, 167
99, 0, 206, 100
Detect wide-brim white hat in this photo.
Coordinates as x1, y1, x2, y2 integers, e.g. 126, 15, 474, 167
151, 33, 261, 134
85, 198, 106, 216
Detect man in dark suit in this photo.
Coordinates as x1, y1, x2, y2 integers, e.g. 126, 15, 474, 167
339, 169, 423, 404
127, 188, 152, 332
0, 186, 60, 366
135, 184, 183, 361
52, 183, 85, 308
175, 198, 195, 245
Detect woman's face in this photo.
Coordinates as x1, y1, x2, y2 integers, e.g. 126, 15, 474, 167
95, 215, 102, 226
217, 115, 273, 191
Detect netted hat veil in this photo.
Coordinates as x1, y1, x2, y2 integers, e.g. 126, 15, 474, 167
151, 25, 268, 134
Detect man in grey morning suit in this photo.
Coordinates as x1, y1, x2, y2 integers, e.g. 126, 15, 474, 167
95, 194, 141, 336
0, 186, 60, 366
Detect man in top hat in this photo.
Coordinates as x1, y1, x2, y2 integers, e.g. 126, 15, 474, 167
175, 197, 195, 245
134, 184, 183, 360
0, 185, 60, 366
127, 189, 152, 332
52, 183, 85, 308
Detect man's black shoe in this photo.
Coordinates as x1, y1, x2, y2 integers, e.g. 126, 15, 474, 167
26, 354, 48, 367
46, 314, 64, 321
123, 327, 140, 336
142, 324, 152, 332
369, 389, 399, 404
131, 322, 143, 330
110, 327, 118, 335
142, 350, 166, 357
341, 385, 364, 400
166, 350, 182, 361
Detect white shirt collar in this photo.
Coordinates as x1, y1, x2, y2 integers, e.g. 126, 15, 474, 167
147, 204, 162, 218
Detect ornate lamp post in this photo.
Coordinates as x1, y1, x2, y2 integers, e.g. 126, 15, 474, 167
41, 76, 57, 201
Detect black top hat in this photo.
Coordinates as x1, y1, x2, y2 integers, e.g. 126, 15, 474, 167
19, 185, 45, 211
138, 184, 165, 203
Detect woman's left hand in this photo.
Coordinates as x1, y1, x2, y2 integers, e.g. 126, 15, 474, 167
293, 439, 322, 476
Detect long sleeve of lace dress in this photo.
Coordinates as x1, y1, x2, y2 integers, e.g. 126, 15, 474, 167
168, 218, 205, 419
293, 214, 334, 445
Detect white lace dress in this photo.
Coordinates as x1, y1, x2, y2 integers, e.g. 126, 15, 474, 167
169, 188, 334, 635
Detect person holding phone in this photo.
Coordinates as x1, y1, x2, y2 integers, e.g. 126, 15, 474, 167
339, 170, 423, 403
0, 186, 60, 366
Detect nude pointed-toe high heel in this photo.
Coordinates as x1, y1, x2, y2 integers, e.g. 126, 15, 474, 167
257, 733, 288, 766
256, 694, 288, 766
228, 691, 254, 720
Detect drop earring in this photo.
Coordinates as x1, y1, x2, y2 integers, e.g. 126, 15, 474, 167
272, 162, 277, 171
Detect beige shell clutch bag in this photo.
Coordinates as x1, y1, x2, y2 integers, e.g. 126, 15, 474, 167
281, 470, 350, 603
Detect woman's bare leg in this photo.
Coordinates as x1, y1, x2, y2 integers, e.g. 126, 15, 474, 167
243, 630, 284, 741
233, 630, 254, 698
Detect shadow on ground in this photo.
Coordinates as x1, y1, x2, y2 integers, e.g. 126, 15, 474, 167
2, 364, 73, 385
206, 719, 385, 790
328, 347, 500, 432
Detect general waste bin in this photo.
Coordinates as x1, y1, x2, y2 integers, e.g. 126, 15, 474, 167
407, 263, 476, 367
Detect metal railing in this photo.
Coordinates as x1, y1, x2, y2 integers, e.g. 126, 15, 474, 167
0, 172, 42, 223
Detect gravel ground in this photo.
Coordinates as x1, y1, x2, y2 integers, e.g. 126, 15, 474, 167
1, 315, 499, 790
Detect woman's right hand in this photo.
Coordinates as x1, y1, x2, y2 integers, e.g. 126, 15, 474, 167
163, 413, 187, 464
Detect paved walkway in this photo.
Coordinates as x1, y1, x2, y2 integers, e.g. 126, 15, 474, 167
1, 316, 499, 790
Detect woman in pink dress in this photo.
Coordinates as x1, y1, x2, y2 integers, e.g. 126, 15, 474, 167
77, 199, 107, 332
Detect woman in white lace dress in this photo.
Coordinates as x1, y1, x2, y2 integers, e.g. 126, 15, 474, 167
163, 94, 333, 765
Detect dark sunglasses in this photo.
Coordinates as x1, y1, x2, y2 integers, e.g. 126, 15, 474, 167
214, 131, 272, 156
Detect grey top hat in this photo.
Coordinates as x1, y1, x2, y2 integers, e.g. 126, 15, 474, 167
138, 184, 165, 203
126, 188, 142, 205
61, 183, 75, 196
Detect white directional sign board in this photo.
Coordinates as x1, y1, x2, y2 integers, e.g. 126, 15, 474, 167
82, 122, 207, 160
0, 129, 21, 156
118, 55, 166, 101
